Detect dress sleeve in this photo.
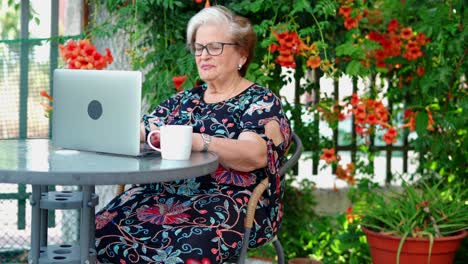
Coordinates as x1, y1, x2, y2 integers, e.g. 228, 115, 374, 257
240, 91, 292, 225
240, 91, 291, 155
141, 91, 185, 139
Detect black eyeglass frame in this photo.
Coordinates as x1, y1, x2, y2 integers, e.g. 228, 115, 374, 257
190, 42, 239, 56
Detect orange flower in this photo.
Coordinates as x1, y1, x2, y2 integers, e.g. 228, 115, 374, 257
306, 56, 321, 69
403, 46, 423, 60
172, 74, 188, 91
59, 39, 113, 70
350, 93, 359, 107
346, 162, 355, 174
344, 17, 359, 30
365, 113, 377, 124
346, 206, 354, 223
275, 54, 296, 68
336, 164, 347, 180
426, 109, 435, 131
39, 90, 53, 102
339, 7, 352, 18
383, 127, 398, 145
336, 163, 356, 185
270, 30, 307, 68
346, 206, 360, 223
400, 27, 413, 40
320, 148, 338, 164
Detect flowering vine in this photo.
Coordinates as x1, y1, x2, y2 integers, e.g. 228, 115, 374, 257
58, 39, 114, 70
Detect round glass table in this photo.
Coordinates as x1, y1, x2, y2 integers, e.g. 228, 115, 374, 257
0, 139, 218, 264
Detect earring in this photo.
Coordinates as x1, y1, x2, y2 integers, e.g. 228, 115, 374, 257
238, 64, 242, 70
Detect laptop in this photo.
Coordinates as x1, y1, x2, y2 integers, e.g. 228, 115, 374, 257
52, 69, 157, 157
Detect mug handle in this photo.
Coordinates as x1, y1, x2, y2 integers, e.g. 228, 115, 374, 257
147, 130, 161, 152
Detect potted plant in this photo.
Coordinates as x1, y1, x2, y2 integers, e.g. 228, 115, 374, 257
356, 179, 467, 264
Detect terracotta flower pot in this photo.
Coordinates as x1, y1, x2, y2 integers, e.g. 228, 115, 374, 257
362, 227, 467, 264
288, 258, 321, 264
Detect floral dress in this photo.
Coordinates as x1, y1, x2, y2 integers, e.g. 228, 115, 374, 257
95, 83, 291, 264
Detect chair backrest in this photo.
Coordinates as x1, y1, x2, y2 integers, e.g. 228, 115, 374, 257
279, 132, 303, 176
235, 132, 303, 264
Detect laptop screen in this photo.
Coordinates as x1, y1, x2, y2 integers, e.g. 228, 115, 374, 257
52, 69, 143, 156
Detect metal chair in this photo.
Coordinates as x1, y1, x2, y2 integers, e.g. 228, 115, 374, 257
233, 132, 302, 264
115, 133, 303, 264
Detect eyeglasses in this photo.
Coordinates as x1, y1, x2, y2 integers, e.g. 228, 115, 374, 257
190, 42, 239, 56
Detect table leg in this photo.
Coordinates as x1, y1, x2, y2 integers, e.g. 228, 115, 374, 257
30, 185, 41, 264
40, 185, 48, 247
80, 185, 92, 264
90, 186, 96, 251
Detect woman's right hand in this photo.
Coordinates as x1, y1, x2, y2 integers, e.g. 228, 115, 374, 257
140, 122, 160, 143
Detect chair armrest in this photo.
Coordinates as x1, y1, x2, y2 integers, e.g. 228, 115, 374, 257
116, 184, 126, 195
244, 177, 269, 229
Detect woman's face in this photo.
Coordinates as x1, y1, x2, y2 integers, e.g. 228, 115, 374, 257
194, 23, 245, 83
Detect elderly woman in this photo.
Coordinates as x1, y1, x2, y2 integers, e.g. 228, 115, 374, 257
95, 5, 291, 263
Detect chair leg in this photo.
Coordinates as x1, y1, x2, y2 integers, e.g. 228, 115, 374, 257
237, 228, 251, 264
273, 238, 285, 264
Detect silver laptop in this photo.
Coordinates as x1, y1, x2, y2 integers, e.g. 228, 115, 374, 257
52, 69, 156, 156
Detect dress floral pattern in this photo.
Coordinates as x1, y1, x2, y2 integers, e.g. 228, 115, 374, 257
95, 84, 291, 263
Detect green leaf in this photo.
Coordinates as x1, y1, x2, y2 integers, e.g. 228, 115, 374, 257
336, 43, 357, 57
415, 111, 429, 136
346, 60, 363, 76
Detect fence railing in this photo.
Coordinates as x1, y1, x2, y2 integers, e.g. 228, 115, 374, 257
298, 70, 415, 185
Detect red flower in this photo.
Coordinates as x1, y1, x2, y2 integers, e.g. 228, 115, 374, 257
416, 32, 430, 45
320, 148, 338, 164
268, 43, 279, 53
59, 39, 113, 70
383, 127, 398, 145
387, 19, 399, 33
416, 67, 425, 76
172, 74, 188, 91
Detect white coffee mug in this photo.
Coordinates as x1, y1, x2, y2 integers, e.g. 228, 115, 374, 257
147, 125, 193, 160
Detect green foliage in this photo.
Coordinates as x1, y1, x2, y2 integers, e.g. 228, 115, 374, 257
0, 0, 20, 39
249, 178, 370, 263
356, 180, 468, 237
278, 178, 318, 259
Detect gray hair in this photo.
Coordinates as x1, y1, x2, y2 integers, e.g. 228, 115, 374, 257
186, 6, 257, 76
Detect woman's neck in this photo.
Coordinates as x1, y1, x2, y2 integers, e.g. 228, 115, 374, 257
204, 75, 249, 103
206, 75, 243, 95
